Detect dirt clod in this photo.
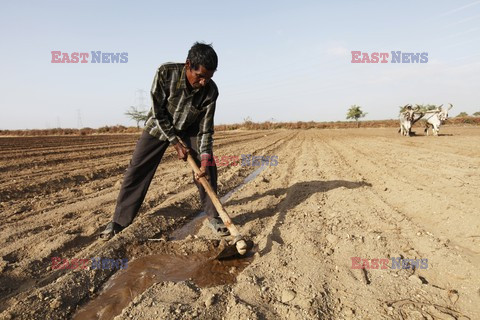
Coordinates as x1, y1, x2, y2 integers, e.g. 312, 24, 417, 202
205, 294, 215, 308
281, 289, 296, 303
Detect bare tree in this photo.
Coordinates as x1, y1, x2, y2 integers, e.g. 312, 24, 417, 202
125, 106, 148, 128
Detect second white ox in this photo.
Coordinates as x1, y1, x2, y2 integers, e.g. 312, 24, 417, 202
412, 104, 453, 136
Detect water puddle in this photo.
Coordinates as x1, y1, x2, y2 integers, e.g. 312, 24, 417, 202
73, 252, 253, 320
170, 165, 267, 241
73, 165, 266, 320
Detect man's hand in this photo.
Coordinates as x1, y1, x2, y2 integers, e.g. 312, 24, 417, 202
195, 164, 209, 181
173, 139, 189, 161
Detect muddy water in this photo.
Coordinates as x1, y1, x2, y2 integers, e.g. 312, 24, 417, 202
73, 252, 252, 320
73, 165, 266, 319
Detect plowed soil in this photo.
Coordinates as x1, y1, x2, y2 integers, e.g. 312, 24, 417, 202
0, 127, 479, 319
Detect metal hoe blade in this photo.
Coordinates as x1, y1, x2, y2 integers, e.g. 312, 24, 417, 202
215, 240, 254, 260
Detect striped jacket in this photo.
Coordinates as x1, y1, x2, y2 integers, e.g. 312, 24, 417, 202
144, 63, 218, 155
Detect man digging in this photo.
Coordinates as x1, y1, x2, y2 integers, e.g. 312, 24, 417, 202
101, 42, 229, 239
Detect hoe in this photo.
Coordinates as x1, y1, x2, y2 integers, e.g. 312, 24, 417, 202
186, 153, 253, 259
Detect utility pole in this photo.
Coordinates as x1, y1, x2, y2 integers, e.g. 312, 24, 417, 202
134, 89, 149, 112
77, 109, 83, 129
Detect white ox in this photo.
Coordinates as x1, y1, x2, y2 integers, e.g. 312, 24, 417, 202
412, 104, 453, 136
399, 106, 415, 136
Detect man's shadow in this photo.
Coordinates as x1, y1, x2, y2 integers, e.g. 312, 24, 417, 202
227, 180, 372, 255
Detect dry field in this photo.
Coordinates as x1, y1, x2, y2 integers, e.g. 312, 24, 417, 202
0, 127, 479, 319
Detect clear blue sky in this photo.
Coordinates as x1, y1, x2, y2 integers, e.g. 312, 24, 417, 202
1, 0, 479, 129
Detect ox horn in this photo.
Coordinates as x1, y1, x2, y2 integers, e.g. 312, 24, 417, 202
448, 103, 453, 110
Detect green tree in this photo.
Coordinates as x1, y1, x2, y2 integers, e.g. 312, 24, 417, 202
473, 111, 480, 117
456, 112, 469, 117
125, 106, 148, 128
399, 104, 418, 113
413, 104, 438, 112
346, 105, 367, 127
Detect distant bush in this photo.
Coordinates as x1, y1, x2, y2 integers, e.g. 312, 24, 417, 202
447, 117, 480, 125
96, 125, 130, 133
0, 126, 142, 136
1, 118, 479, 136
212, 117, 480, 131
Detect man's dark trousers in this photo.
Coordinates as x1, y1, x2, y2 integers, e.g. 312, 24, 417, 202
113, 130, 218, 227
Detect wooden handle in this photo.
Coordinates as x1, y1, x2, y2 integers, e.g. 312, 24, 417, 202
187, 154, 247, 254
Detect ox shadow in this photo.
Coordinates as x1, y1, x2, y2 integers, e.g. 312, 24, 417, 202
228, 180, 372, 255
409, 131, 454, 137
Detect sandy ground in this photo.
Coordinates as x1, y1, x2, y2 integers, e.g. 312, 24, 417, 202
0, 127, 479, 319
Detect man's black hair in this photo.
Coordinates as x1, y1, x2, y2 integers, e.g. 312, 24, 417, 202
187, 42, 218, 71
